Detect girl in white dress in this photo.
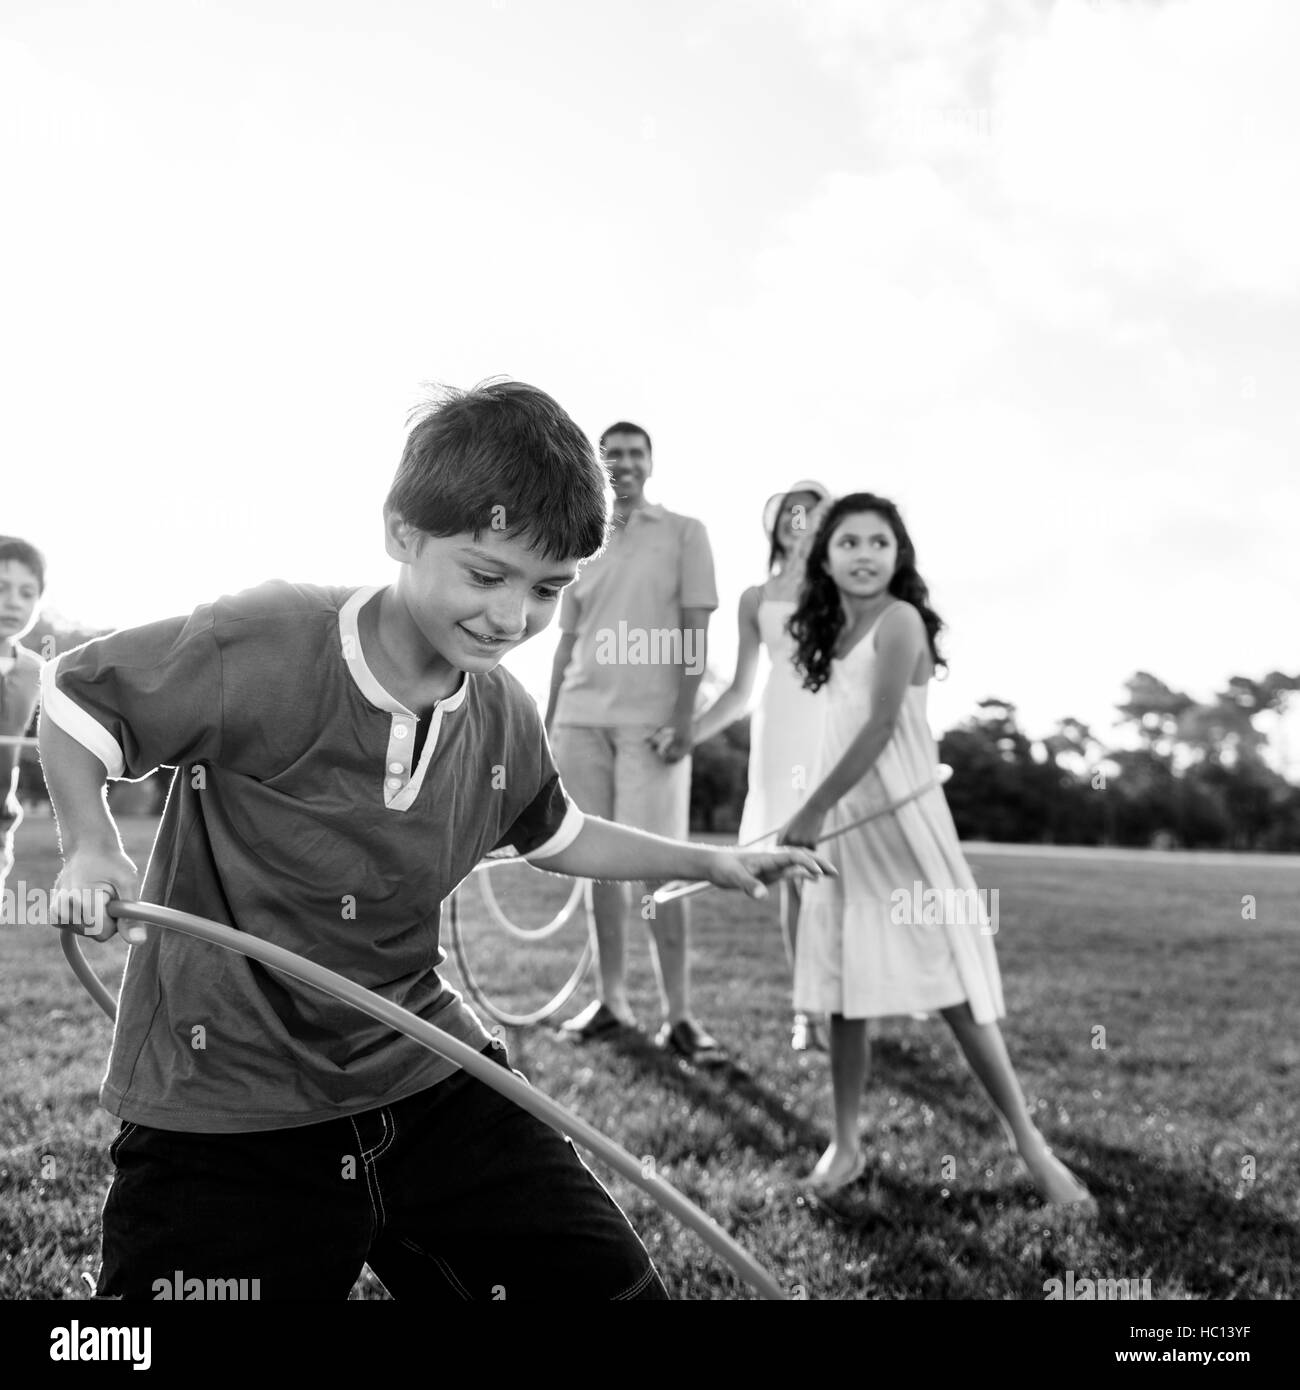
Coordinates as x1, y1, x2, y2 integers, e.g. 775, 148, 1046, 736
779, 493, 1095, 1209
692, 481, 832, 1050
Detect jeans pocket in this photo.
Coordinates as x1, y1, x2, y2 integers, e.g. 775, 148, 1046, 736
107, 1122, 139, 1166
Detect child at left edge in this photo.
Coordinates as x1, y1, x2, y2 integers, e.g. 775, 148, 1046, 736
0, 536, 45, 896
40, 379, 834, 1302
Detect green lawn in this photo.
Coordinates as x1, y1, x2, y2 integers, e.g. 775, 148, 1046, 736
2, 816, 1297, 1300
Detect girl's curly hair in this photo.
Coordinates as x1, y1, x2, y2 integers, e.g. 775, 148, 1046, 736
788, 492, 946, 693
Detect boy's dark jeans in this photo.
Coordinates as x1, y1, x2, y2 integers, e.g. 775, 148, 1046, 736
97, 1042, 668, 1300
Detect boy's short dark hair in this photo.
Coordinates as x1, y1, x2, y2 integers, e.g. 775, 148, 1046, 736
386, 380, 609, 562
0, 536, 46, 593
599, 421, 652, 455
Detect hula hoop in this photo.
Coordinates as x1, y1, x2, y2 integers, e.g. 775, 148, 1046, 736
653, 764, 954, 905
477, 862, 585, 941
448, 881, 594, 1028
59, 903, 786, 1300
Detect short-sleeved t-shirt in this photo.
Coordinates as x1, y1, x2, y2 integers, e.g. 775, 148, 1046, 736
40, 581, 584, 1133
553, 502, 718, 726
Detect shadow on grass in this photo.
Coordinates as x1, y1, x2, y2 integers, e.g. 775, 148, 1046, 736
561, 1025, 999, 1162
588, 1027, 828, 1155
1061, 1135, 1300, 1298
867, 1034, 987, 1116
805, 1133, 1299, 1299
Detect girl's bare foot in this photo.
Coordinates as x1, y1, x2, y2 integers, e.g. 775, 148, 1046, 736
802, 1141, 866, 1194
1019, 1136, 1095, 1208
791, 1013, 828, 1053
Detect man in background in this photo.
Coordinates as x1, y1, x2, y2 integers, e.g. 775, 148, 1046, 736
546, 422, 726, 1065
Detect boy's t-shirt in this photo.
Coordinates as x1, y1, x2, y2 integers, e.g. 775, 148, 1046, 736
40, 581, 584, 1133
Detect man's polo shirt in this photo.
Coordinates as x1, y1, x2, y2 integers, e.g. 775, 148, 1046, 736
553, 502, 718, 726
40, 580, 584, 1133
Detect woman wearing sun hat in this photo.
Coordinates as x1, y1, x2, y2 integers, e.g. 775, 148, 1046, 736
692, 480, 834, 1051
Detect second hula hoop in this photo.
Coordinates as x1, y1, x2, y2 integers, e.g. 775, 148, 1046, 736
448, 881, 594, 1028
446, 855, 595, 1026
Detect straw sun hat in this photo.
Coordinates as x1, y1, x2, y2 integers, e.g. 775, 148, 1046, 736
761, 479, 834, 539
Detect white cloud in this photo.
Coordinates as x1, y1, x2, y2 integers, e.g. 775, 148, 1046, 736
683, 0, 1299, 748
5, 1, 1294, 759
779, 0, 1300, 296
992, 0, 1300, 295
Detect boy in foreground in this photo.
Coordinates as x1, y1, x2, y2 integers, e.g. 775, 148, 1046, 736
41, 381, 832, 1301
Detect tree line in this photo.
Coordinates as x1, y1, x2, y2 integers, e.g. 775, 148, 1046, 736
691, 669, 1300, 852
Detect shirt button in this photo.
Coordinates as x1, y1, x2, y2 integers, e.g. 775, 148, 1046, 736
388, 761, 404, 774
393, 724, 409, 739
386, 776, 403, 790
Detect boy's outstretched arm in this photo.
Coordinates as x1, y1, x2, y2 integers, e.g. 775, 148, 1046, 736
530, 815, 834, 900
38, 712, 142, 941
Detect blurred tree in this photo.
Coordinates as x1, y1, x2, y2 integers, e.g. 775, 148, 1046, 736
1179, 672, 1300, 767
688, 717, 750, 833
1042, 716, 1099, 772
1035, 717, 1106, 845
1115, 672, 1196, 761
939, 698, 1061, 842
688, 657, 751, 832
1105, 669, 1300, 849
1175, 672, 1300, 848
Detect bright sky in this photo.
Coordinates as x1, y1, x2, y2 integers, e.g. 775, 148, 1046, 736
4, 0, 1297, 767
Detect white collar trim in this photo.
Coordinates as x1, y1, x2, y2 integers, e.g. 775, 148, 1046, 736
338, 585, 469, 714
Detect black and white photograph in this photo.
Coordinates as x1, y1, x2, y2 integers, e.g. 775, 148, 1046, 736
1, 0, 1296, 1353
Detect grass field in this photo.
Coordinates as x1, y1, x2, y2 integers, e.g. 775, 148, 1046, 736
3, 815, 1298, 1301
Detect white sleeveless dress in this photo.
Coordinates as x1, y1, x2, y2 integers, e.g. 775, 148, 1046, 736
792, 604, 1005, 1024
737, 599, 828, 845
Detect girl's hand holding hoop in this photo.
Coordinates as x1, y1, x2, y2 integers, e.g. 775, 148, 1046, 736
777, 804, 827, 851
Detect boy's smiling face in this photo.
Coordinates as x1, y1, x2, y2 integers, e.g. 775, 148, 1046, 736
0, 560, 42, 646
384, 513, 580, 677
